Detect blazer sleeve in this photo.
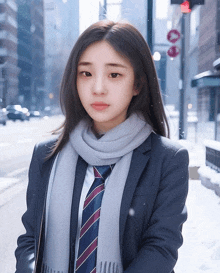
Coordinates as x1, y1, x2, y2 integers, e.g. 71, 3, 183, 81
14, 144, 40, 273
124, 147, 189, 273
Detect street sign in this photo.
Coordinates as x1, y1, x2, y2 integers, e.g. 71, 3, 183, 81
167, 45, 180, 58
167, 29, 181, 43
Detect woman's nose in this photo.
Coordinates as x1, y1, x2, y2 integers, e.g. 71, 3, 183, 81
92, 76, 106, 95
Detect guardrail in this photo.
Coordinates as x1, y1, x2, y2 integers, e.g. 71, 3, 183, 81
204, 140, 220, 173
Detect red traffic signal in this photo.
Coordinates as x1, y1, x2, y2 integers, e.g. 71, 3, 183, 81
171, 0, 205, 9
181, 1, 191, 13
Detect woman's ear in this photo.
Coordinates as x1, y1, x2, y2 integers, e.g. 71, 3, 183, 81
133, 77, 144, 96
133, 88, 139, 96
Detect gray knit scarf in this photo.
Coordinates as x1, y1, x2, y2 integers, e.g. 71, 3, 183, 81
42, 112, 152, 273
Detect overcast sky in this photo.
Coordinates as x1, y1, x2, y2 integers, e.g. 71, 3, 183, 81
79, 0, 170, 33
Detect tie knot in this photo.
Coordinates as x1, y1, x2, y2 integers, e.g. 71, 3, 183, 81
93, 165, 114, 180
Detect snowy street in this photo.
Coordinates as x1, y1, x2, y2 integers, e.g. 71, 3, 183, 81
175, 180, 220, 273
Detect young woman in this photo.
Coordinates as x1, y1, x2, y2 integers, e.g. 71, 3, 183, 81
15, 20, 189, 273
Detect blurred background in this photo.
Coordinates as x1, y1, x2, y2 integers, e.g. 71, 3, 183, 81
0, 0, 220, 272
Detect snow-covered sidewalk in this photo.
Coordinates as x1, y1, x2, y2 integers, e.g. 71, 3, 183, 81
174, 179, 220, 273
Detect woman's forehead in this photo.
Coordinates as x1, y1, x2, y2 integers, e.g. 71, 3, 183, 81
78, 41, 132, 68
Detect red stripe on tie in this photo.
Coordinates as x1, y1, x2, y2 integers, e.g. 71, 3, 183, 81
90, 268, 96, 273
84, 185, 104, 209
80, 209, 100, 238
94, 167, 102, 178
76, 238, 98, 270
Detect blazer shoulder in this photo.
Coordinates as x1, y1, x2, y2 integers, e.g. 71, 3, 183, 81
151, 132, 188, 158
34, 137, 58, 163
148, 133, 189, 179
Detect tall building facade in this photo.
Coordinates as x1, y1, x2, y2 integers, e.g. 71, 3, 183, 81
196, 0, 220, 123
0, 0, 19, 107
189, 0, 220, 141
17, 0, 45, 110
17, 0, 32, 108
31, 0, 45, 110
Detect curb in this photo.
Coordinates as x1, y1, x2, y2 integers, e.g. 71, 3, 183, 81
198, 166, 220, 198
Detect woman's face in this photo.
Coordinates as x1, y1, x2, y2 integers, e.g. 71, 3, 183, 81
76, 41, 138, 134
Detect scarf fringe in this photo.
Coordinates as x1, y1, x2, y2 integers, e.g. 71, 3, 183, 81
42, 262, 120, 273
98, 261, 121, 273
42, 263, 64, 273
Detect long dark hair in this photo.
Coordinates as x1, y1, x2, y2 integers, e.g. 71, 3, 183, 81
49, 20, 170, 157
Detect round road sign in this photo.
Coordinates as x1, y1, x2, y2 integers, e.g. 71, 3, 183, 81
167, 29, 181, 44
167, 46, 180, 58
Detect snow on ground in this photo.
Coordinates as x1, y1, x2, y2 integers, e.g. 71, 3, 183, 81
199, 166, 220, 187
174, 180, 220, 273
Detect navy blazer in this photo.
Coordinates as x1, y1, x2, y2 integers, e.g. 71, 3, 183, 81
15, 132, 189, 273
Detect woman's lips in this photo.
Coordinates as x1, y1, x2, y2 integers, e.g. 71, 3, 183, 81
91, 102, 109, 111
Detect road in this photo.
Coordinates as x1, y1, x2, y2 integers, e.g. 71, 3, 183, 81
0, 115, 64, 272
0, 115, 220, 272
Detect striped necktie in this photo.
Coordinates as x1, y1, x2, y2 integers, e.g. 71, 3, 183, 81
75, 165, 114, 273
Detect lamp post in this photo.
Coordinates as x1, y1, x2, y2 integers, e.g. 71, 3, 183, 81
179, 12, 187, 139
147, 0, 153, 53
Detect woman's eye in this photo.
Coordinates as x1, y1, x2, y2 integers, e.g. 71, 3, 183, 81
81, 71, 92, 77
110, 73, 120, 78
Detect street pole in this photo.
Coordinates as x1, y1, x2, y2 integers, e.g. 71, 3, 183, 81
214, 87, 219, 140
179, 13, 186, 139
147, 0, 153, 53
2, 68, 7, 108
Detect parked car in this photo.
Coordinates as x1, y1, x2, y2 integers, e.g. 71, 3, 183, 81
6, 105, 30, 121
22, 107, 30, 120
29, 110, 41, 118
0, 108, 7, 125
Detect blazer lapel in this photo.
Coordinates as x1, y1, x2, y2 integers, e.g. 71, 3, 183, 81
35, 153, 57, 272
69, 156, 88, 269
119, 134, 152, 248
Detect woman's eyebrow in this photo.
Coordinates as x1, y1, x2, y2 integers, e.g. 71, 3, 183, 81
105, 63, 127, 68
78, 62, 92, 66
78, 62, 127, 69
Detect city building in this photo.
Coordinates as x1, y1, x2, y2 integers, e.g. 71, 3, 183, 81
30, 0, 45, 110
16, 0, 45, 110
17, 0, 32, 109
191, 0, 220, 141
0, 0, 19, 107
17, 0, 45, 110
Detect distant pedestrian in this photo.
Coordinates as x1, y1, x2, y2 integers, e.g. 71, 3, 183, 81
15, 20, 189, 273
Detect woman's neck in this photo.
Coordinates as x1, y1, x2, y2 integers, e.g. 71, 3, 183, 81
91, 124, 105, 139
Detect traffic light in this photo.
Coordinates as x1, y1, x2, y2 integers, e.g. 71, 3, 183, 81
181, 1, 191, 13
171, 0, 205, 9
